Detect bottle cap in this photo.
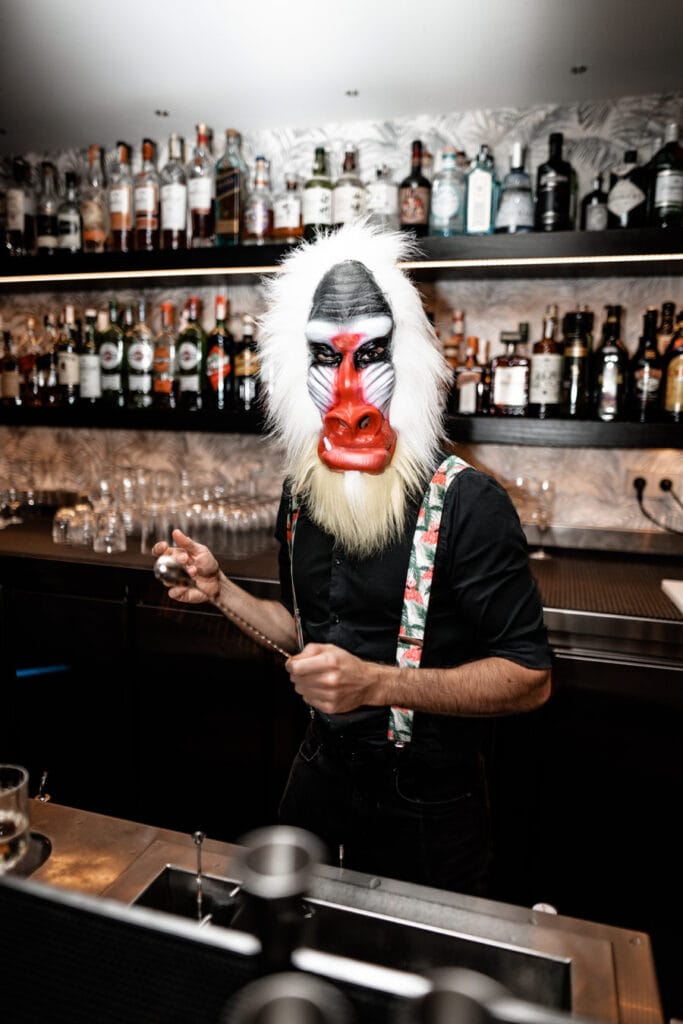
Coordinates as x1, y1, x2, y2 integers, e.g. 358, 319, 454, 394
510, 141, 525, 169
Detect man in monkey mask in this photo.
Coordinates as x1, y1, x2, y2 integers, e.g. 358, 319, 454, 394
153, 221, 551, 896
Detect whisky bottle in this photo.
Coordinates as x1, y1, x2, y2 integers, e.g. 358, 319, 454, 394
661, 312, 683, 423
647, 122, 683, 229
4, 157, 36, 257
366, 165, 399, 233
79, 308, 101, 405
627, 307, 662, 423
242, 156, 274, 245
98, 301, 126, 407
592, 305, 628, 422
491, 324, 530, 416
0, 330, 21, 407
534, 133, 575, 231
125, 299, 154, 408
399, 140, 431, 237
528, 304, 563, 419
204, 295, 234, 411
56, 304, 81, 406
177, 296, 206, 410
561, 311, 591, 419
160, 133, 188, 250
134, 138, 161, 251
80, 144, 109, 253
303, 147, 334, 241
494, 143, 534, 234
453, 336, 484, 415
57, 172, 82, 253
234, 314, 260, 414
580, 174, 608, 231
465, 145, 497, 235
333, 145, 366, 228
442, 309, 465, 384
36, 161, 60, 254
607, 150, 647, 228
429, 146, 465, 236
108, 142, 134, 252
152, 301, 177, 409
273, 173, 303, 243
187, 124, 215, 248
215, 129, 249, 246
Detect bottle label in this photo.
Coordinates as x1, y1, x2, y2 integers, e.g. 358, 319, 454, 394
161, 183, 187, 231
36, 215, 58, 249
153, 345, 175, 393
81, 198, 108, 250
129, 373, 152, 392
584, 204, 608, 231
633, 365, 662, 399
597, 359, 623, 417
302, 186, 333, 226
206, 345, 231, 390
127, 340, 154, 372
455, 368, 482, 415
57, 351, 80, 386
177, 340, 200, 371
188, 177, 213, 215
493, 365, 528, 408
274, 194, 302, 230
216, 168, 242, 235
6, 189, 26, 231
101, 372, 122, 391
366, 180, 399, 216
58, 211, 82, 249
654, 170, 683, 208
178, 374, 200, 392
1, 369, 20, 398
529, 353, 563, 404
494, 190, 534, 231
607, 179, 646, 217
243, 199, 271, 239
399, 185, 430, 226
465, 169, 493, 233
234, 350, 259, 377
431, 181, 462, 220
333, 185, 366, 224
109, 185, 132, 229
99, 340, 121, 371
134, 184, 159, 229
79, 353, 102, 399
664, 353, 683, 412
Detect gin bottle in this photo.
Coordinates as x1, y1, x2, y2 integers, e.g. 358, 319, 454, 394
465, 145, 497, 235
534, 133, 575, 232
494, 143, 534, 233
366, 166, 399, 232
429, 146, 465, 236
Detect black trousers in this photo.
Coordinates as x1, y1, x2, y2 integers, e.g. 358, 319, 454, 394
278, 713, 493, 897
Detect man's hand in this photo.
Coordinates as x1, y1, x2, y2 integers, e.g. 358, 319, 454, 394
151, 528, 221, 604
285, 643, 380, 715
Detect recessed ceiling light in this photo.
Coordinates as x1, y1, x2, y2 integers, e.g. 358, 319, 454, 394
570, 65, 587, 75
345, 89, 359, 97
155, 109, 170, 117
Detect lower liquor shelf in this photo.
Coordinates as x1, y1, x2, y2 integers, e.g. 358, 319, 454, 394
447, 415, 682, 448
0, 404, 265, 434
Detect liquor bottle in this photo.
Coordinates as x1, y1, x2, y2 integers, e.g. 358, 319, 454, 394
606, 150, 647, 229
37, 313, 61, 406
657, 301, 676, 357
647, 122, 683, 229
494, 142, 534, 233
215, 129, 249, 246
125, 299, 154, 408
333, 145, 366, 228
580, 174, 608, 231
186, 124, 215, 248
80, 144, 109, 253
272, 173, 303, 243
108, 142, 134, 252
35, 161, 60, 254
592, 305, 628, 422
365, 165, 399, 233
0, 330, 21, 407
18, 315, 42, 406
442, 309, 465, 378
528, 304, 564, 418
477, 340, 493, 415
57, 171, 82, 252
453, 336, 484, 415
490, 323, 530, 416
152, 301, 177, 409
534, 133, 575, 232
160, 133, 188, 250
4, 157, 36, 256
242, 156, 274, 245
176, 296, 206, 410
465, 144, 497, 235
134, 138, 161, 251
627, 307, 663, 423
204, 295, 234, 411
421, 147, 434, 182
79, 308, 101, 405
399, 140, 431, 237
234, 314, 260, 414
98, 300, 126, 407
661, 312, 683, 423
303, 147, 334, 241
56, 304, 81, 406
429, 146, 465, 236
561, 310, 591, 418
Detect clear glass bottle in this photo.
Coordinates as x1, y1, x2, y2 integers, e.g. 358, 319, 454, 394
79, 308, 101, 405
242, 156, 274, 245
494, 142, 534, 233
662, 312, 683, 423
561, 310, 592, 419
134, 138, 160, 251
152, 301, 177, 409
429, 146, 466, 236
186, 124, 215, 248
98, 300, 126, 407
204, 294, 234, 411
333, 144, 366, 228
234, 313, 260, 414
56, 303, 81, 406
303, 147, 334, 241
160, 133, 187, 250
36, 161, 60, 254
80, 144, 109, 253
399, 139, 431, 237
490, 324, 530, 416
108, 141, 134, 252
365, 165, 399, 233
592, 305, 628, 422
607, 150, 647, 229
272, 173, 303, 243
580, 173, 608, 231
647, 122, 683, 229
4, 157, 36, 257
176, 296, 206, 410
465, 145, 497, 235
18, 315, 42, 406
528, 304, 563, 419
125, 299, 154, 408
37, 312, 61, 406
534, 132, 576, 232
627, 307, 663, 423
215, 128, 249, 247
57, 171, 82, 252
453, 336, 484, 415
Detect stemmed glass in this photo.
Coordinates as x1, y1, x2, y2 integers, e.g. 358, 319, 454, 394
511, 476, 555, 560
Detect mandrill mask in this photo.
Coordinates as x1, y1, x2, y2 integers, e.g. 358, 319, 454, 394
258, 222, 451, 557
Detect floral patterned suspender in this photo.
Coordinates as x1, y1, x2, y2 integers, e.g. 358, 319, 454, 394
286, 453, 471, 745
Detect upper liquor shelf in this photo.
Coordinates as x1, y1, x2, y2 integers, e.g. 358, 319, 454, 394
1, 228, 682, 289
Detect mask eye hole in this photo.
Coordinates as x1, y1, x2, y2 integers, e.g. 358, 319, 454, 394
310, 343, 342, 367
354, 338, 390, 369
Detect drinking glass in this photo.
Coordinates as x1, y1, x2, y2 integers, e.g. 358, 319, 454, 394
511, 476, 555, 560
0, 764, 30, 874
93, 508, 127, 554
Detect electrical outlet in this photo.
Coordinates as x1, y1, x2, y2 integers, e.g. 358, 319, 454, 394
625, 470, 666, 499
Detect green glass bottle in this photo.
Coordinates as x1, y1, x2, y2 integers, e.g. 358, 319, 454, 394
302, 147, 333, 241
98, 300, 126, 408
177, 296, 206, 411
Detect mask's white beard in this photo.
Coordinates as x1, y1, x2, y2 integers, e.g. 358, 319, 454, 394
290, 439, 425, 557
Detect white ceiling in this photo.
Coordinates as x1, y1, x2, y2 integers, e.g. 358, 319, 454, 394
1, 0, 682, 157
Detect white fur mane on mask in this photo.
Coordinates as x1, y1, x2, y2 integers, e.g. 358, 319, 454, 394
257, 221, 452, 555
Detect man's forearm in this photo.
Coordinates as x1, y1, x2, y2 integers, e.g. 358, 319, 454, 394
212, 572, 299, 655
